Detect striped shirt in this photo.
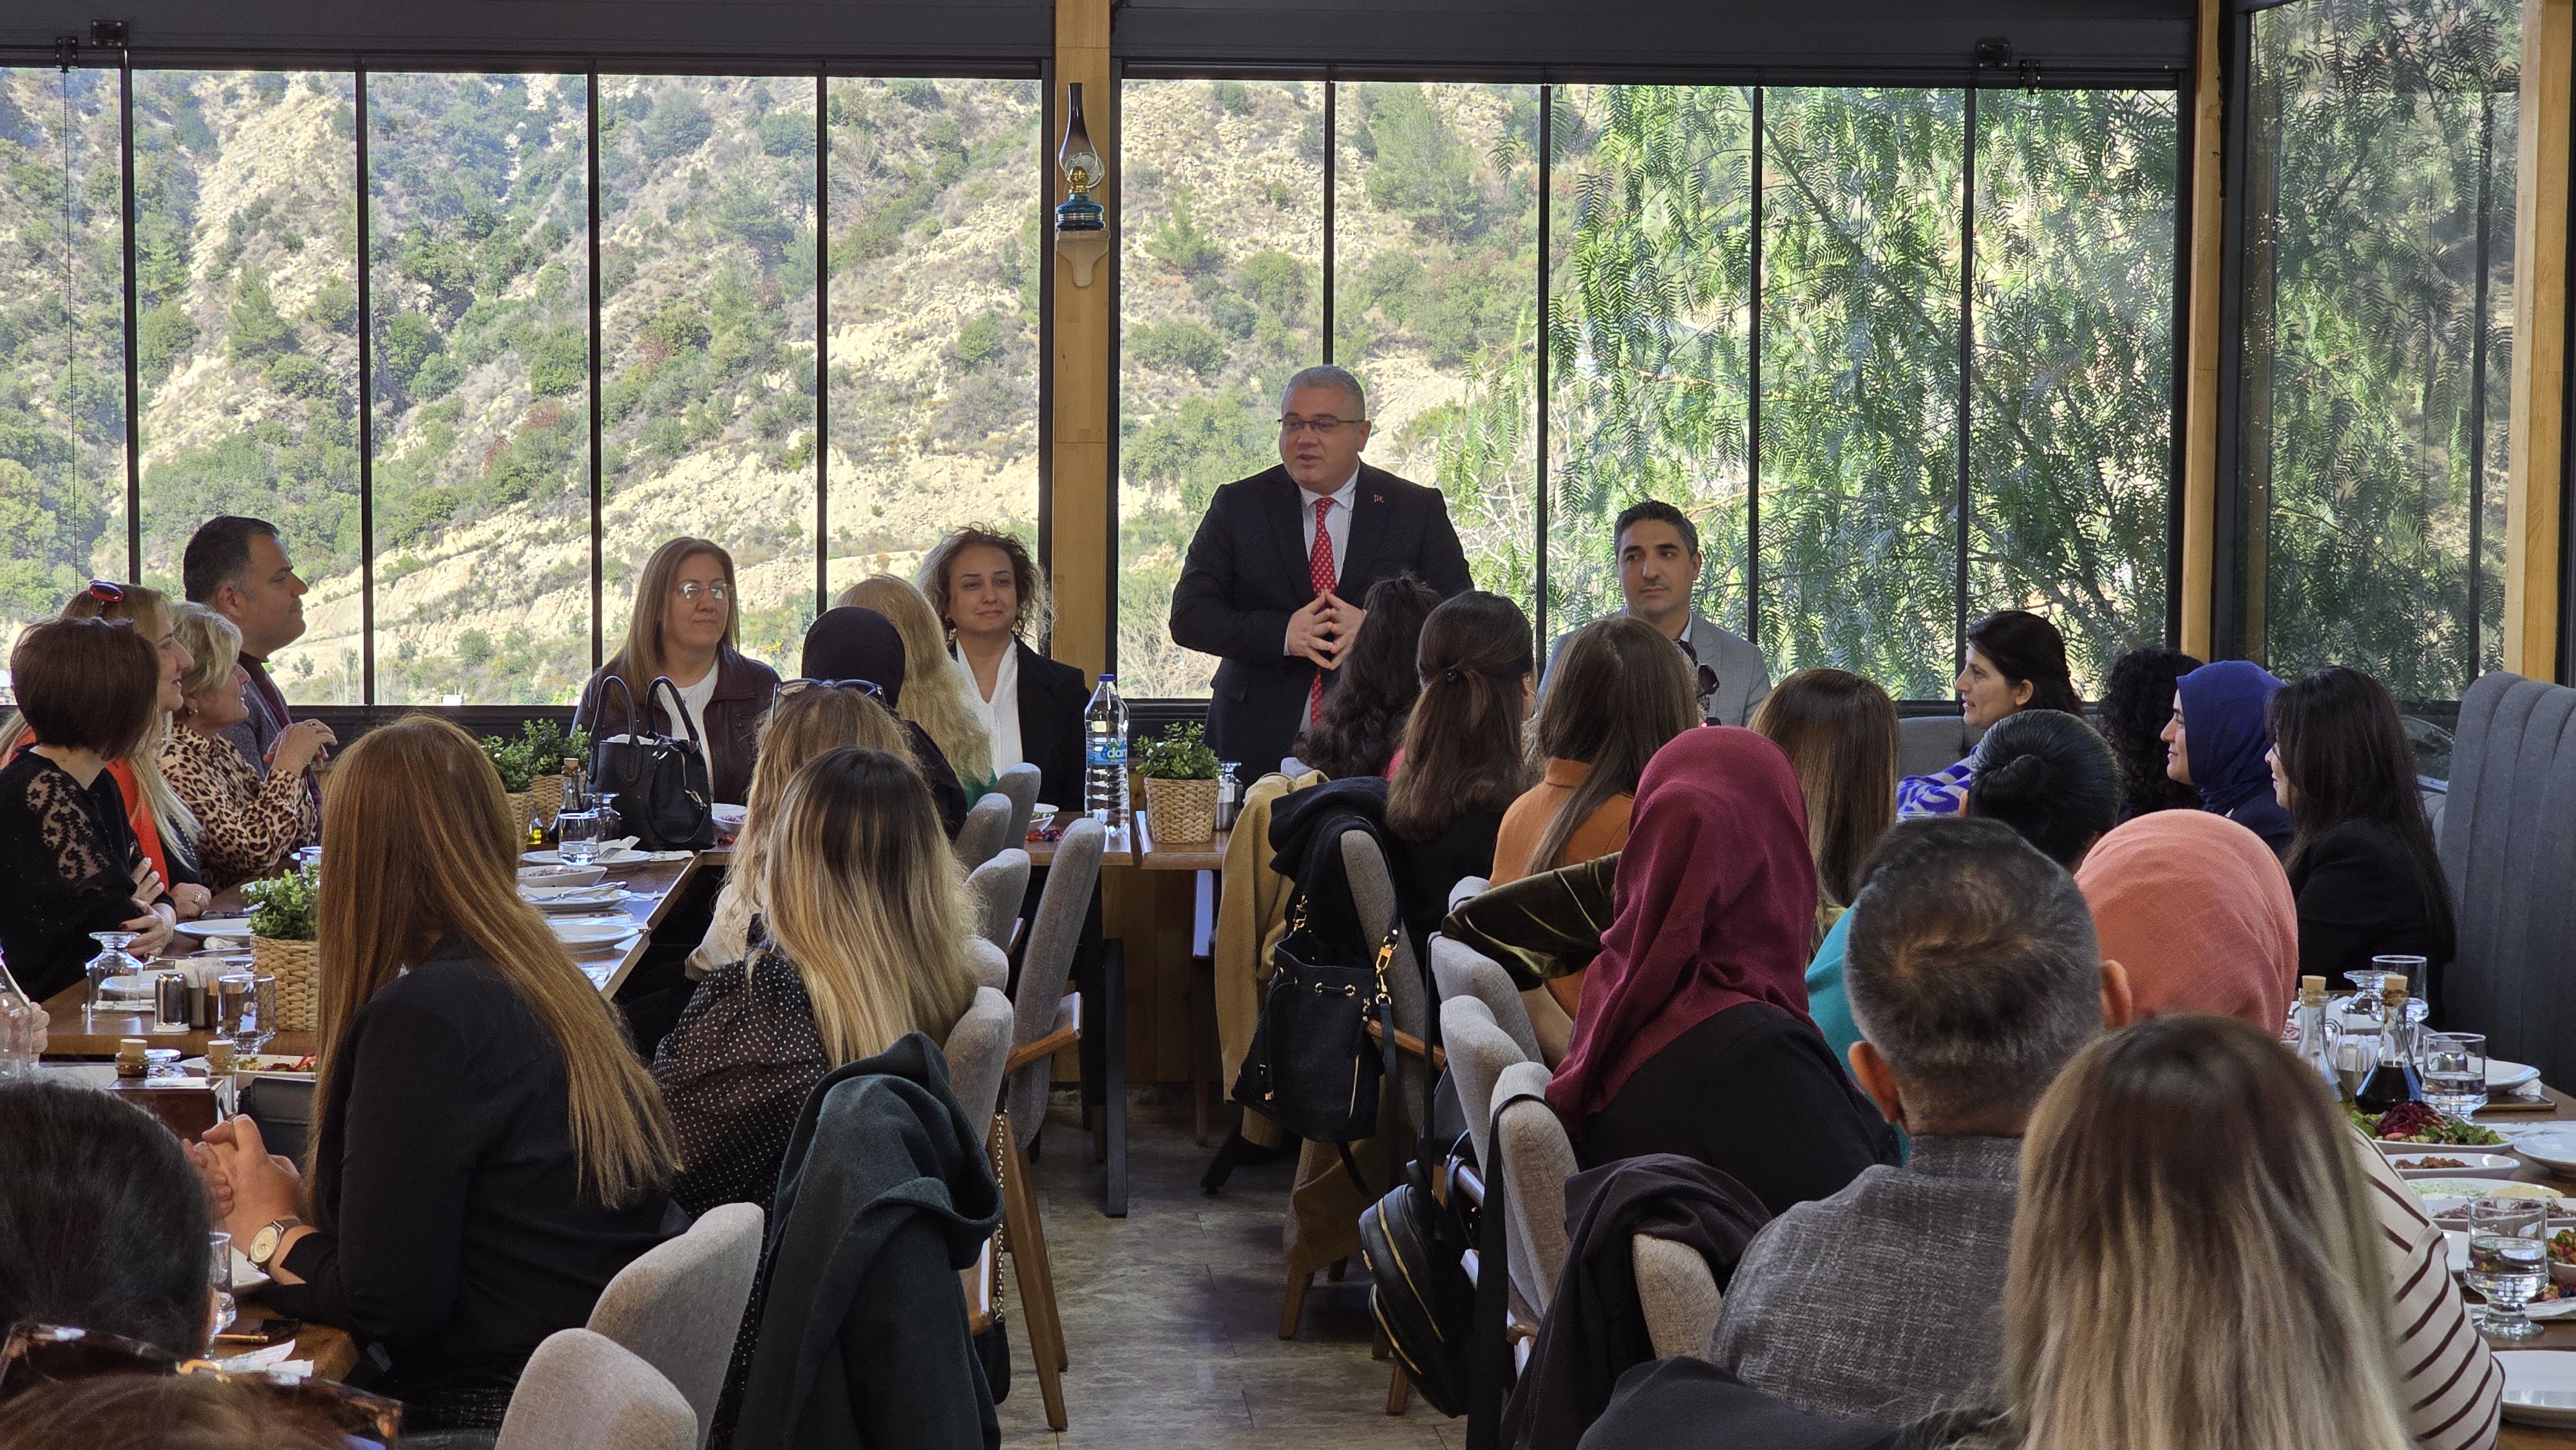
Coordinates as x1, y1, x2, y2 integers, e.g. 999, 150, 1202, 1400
2352, 1126, 2501, 1450
1896, 757, 1974, 818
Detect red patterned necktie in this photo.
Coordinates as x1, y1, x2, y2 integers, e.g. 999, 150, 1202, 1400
1307, 496, 1336, 725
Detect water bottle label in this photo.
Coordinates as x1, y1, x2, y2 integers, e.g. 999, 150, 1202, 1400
1087, 740, 1126, 766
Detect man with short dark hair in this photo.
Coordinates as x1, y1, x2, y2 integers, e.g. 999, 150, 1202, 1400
1170, 365, 1473, 773
181, 516, 316, 784
1706, 816, 2127, 1422
1539, 499, 1768, 725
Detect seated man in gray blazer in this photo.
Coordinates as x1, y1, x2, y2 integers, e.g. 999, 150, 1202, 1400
1540, 498, 1769, 725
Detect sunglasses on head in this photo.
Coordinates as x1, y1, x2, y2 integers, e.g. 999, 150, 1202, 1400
85, 579, 126, 603
0, 1322, 402, 1442
774, 677, 886, 704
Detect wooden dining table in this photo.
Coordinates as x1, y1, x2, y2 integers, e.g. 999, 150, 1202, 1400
2426, 1084, 2576, 1445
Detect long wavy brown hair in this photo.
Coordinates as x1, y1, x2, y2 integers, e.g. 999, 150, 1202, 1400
1386, 592, 1535, 843
606, 538, 740, 705
1526, 616, 1696, 871
312, 716, 676, 1206
1750, 668, 1898, 909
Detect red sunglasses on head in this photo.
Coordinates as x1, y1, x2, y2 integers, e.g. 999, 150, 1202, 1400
84, 579, 126, 603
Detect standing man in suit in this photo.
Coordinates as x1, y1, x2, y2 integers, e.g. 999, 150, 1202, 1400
1541, 498, 1770, 726
1171, 366, 1474, 773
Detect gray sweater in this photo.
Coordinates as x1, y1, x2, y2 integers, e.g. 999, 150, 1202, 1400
1708, 1135, 2020, 1424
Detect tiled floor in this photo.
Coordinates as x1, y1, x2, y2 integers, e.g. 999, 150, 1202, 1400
996, 1098, 1458, 1449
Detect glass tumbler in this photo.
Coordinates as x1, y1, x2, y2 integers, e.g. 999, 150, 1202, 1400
2467, 1197, 2550, 1341
2423, 1033, 2489, 1118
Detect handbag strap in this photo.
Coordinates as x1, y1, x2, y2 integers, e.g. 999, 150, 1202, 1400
647, 675, 707, 753
587, 673, 642, 790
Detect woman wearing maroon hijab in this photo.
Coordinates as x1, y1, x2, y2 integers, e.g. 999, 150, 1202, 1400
1551, 728, 1898, 1213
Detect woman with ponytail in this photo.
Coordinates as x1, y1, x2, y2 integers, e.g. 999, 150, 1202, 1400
1381, 590, 1537, 948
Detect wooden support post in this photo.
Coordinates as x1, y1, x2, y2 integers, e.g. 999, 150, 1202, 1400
2179, 0, 2226, 660
1052, 0, 1115, 681
2507, 0, 2572, 681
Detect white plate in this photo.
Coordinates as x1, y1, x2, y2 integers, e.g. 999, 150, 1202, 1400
518, 863, 607, 889
523, 847, 650, 869
548, 919, 642, 947
2387, 1151, 2524, 1181
182, 1053, 315, 1078
177, 918, 256, 938
522, 885, 629, 913
2515, 1129, 2576, 1173
2499, 1351, 2576, 1426
2494, 1059, 2543, 1091
711, 804, 747, 828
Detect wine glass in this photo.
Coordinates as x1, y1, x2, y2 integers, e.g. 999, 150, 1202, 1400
2468, 1198, 2549, 1341
209, 1231, 237, 1335
84, 931, 144, 1028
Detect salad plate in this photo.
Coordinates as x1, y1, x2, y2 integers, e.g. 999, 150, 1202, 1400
2498, 1351, 2576, 1427
177, 917, 257, 939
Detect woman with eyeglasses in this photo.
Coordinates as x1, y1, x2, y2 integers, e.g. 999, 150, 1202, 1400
798, 607, 971, 837
572, 538, 781, 807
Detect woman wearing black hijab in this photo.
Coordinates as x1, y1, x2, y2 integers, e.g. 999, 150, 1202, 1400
800, 608, 971, 837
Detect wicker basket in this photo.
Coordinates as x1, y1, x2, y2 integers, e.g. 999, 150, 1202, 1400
506, 775, 567, 844
1142, 775, 1219, 844
251, 935, 321, 1033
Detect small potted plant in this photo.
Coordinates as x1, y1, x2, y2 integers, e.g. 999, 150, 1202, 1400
242, 862, 321, 1033
1134, 720, 1221, 843
482, 719, 592, 843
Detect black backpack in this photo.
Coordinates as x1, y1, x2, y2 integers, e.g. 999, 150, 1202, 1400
1356, 932, 1478, 1418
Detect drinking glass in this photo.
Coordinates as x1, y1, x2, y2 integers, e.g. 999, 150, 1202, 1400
2468, 1198, 2550, 1341
209, 1232, 236, 1334
242, 975, 278, 1054
558, 796, 602, 865
2374, 954, 2430, 1001
216, 972, 254, 1046
84, 931, 145, 1028
2425, 1033, 2490, 1118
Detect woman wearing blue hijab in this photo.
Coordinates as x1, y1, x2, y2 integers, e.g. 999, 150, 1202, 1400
2159, 659, 2294, 856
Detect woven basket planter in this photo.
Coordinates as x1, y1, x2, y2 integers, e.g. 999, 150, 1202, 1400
506, 776, 567, 845
1142, 776, 1218, 844
251, 935, 321, 1033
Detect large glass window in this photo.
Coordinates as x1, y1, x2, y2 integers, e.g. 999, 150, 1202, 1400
2242, 0, 2517, 701
1117, 78, 1323, 699
600, 75, 818, 668
0, 67, 123, 638
133, 71, 362, 704
826, 78, 1045, 598
369, 72, 591, 706
1119, 79, 2181, 699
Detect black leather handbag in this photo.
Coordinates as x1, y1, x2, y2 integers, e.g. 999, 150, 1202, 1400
1359, 933, 1477, 1418
1229, 894, 1403, 1151
584, 673, 715, 851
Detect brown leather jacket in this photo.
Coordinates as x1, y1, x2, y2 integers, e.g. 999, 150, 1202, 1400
573, 646, 781, 807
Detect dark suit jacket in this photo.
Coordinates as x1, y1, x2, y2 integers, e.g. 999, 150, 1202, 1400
1011, 639, 1090, 811
1170, 461, 1473, 773
2289, 818, 2456, 1001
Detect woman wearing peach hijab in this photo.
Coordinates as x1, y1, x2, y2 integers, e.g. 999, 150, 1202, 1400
2074, 807, 2296, 1031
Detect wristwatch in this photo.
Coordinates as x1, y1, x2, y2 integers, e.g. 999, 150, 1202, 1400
247, 1216, 305, 1270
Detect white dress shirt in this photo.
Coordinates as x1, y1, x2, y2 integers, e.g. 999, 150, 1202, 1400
955, 642, 1023, 771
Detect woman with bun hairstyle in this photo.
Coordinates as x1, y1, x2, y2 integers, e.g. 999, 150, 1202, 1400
1898, 610, 2082, 818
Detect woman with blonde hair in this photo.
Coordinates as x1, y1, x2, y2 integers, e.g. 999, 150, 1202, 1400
653, 746, 981, 1216
690, 681, 915, 975
573, 538, 781, 805
4, 580, 215, 918
197, 716, 679, 1432
158, 603, 321, 890
837, 573, 994, 796
1587, 1015, 2424, 1450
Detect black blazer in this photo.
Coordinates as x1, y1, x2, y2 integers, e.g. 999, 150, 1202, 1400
2289, 818, 2456, 995
1010, 639, 1090, 811
1170, 461, 1473, 773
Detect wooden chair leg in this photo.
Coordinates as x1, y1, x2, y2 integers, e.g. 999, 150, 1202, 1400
999, 1120, 1070, 1429
1385, 1361, 1408, 1416
1280, 1268, 1312, 1340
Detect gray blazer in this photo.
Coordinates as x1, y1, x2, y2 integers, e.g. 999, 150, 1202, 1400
1542, 612, 1772, 727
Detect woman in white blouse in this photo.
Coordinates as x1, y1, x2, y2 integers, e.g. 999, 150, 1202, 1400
917, 527, 1089, 811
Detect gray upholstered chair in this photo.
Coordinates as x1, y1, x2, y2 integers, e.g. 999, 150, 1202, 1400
1896, 713, 1985, 780
940, 983, 1063, 1426
1633, 1235, 1723, 1361
2438, 672, 2576, 1087
966, 937, 1009, 992
1448, 874, 1489, 913
1005, 816, 1105, 1156
942, 985, 1016, 1122
1341, 830, 1434, 1135
994, 762, 1043, 847
964, 847, 1030, 954
1440, 996, 1526, 1171
952, 791, 1014, 870
1492, 1060, 1578, 1319
583, 1203, 764, 1448
493, 1329, 697, 1450
1429, 935, 1544, 1064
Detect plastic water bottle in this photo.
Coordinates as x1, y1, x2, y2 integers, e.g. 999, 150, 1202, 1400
0, 947, 39, 1082
1083, 673, 1131, 830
